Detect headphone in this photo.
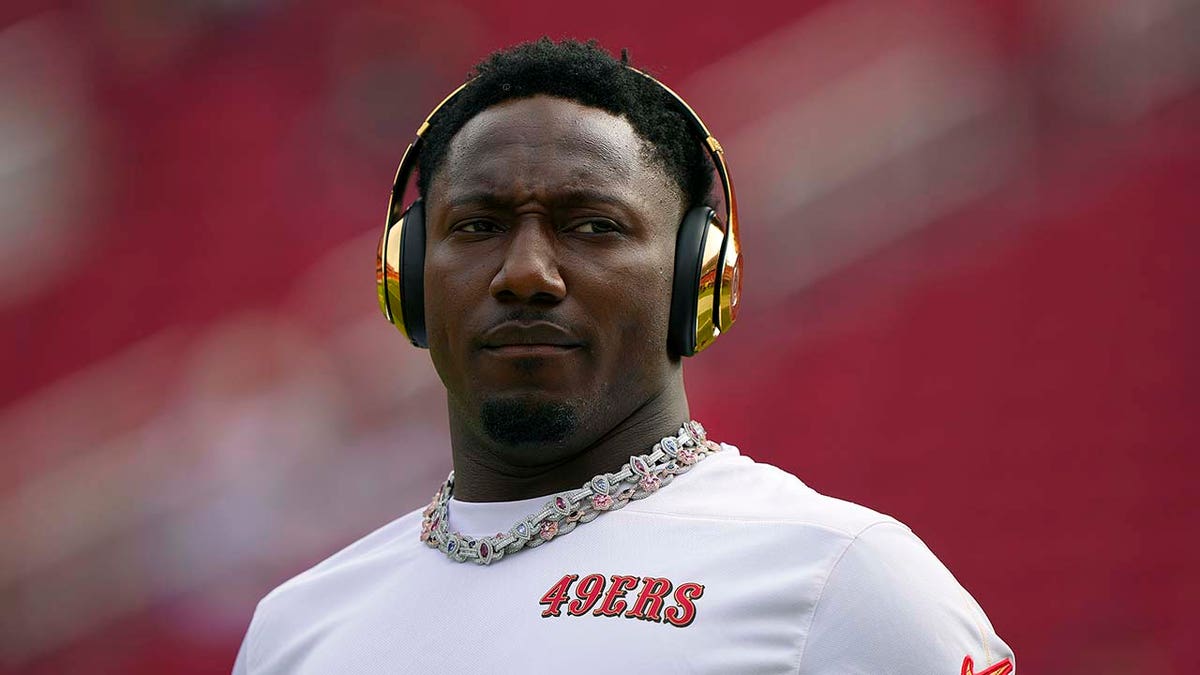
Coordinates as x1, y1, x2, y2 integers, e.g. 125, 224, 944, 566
375, 67, 742, 357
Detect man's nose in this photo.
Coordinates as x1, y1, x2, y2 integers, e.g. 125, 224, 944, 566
489, 222, 566, 304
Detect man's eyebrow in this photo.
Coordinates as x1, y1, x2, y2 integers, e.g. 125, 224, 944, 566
445, 191, 509, 209
556, 189, 632, 208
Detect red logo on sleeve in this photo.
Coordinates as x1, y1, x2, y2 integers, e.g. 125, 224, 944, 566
539, 573, 704, 628
962, 655, 1014, 675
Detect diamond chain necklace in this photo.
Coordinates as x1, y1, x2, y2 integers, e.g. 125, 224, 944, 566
420, 420, 719, 565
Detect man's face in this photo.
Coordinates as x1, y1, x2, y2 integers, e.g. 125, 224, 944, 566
424, 95, 686, 461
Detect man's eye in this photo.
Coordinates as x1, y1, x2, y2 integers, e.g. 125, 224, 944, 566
456, 220, 502, 234
571, 219, 620, 234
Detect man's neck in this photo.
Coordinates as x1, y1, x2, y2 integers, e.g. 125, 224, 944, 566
447, 388, 691, 502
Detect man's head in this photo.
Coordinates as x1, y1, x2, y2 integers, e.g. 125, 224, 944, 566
419, 39, 713, 461
417, 38, 713, 209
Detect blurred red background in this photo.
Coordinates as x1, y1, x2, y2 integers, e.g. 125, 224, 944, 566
2, 0, 1197, 673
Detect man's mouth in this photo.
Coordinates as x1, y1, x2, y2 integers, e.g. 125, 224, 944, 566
482, 344, 582, 358
478, 321, 584, 355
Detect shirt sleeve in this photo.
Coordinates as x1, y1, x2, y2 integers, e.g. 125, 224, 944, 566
232, 632, 250, 675
797, 522, 1015, 675
232, 604, 261, 675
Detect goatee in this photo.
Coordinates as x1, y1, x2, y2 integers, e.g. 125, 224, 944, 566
479, 398, 579, 446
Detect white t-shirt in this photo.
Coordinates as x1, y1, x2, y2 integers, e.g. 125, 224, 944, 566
234, 445, 1014, 674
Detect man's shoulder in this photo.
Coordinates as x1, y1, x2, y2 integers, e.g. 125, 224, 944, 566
654, 447, 1015, 672
625, 443, 904, 540
255, 506, 424, 609
236, 507, 425, 672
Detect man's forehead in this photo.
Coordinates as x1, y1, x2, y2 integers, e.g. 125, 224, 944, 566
436, 155, 634, 205
433, 98, 648, 194
450, 95, 640, 154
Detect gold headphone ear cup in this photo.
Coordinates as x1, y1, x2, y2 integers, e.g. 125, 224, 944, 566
694, 218, 727, 353
380, 209, 407, 335
716, 227, 741, 333
377, 226, 393, 322
377, 201, 428, 347
668, 206, 723, 357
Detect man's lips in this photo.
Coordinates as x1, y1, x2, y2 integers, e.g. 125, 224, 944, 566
477, 321, 584, 355
483, 344, 580, 357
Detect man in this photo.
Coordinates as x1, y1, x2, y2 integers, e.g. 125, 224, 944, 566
234, 39, 1014, 674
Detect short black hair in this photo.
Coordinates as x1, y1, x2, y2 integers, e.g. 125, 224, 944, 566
416, 38, 714, 209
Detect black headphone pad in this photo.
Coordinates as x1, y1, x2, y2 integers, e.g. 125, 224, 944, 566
668, 206, 717, 357
399, 199, 428, 348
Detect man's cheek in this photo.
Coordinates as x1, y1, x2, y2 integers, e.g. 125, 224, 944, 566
618, 305, 667, 355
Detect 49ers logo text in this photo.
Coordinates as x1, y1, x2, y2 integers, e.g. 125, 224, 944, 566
538, 573, 704, 628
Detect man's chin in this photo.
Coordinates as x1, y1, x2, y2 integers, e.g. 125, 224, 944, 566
479, 396, 579, 446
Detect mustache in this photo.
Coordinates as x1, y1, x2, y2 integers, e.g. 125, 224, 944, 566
494, 308, 562, 323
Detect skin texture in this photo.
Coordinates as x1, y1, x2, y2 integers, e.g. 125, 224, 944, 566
424, 95, 692, 501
